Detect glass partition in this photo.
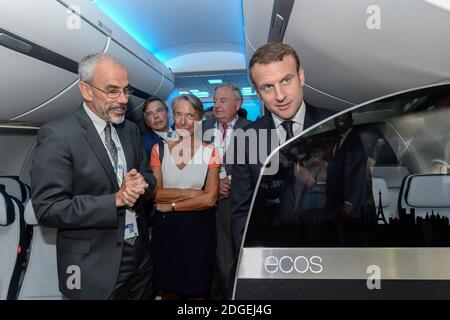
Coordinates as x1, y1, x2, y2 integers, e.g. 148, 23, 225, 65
244, 84, 450, 248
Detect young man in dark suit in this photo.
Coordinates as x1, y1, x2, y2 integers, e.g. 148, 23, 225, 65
202, 83, 250, 300
31, 53, 155, 299
230, 42, 335, 253
140, 96, 176, 160
140, 97, 175, 201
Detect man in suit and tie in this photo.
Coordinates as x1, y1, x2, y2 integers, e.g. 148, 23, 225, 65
31, 53, 156, 299
325, 112, 368, 222
230, 42, 334, 253
140, 96, 176, 160
203, 83, 250, 300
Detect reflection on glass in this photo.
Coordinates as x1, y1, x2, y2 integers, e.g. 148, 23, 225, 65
245, 85, 450, 248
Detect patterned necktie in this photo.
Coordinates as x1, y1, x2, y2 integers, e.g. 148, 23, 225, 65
221, 122, 229, 164
104, 123, 118, 170
221, 122, 228, 142
281, 121, 294, 142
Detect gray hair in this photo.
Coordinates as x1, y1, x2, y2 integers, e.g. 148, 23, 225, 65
78, 53, 124, 82
171, 94, 204, 120
214, 83, 243, 102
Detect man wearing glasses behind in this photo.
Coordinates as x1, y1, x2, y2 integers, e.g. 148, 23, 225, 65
31, 53, 156, 299
140, 96, 176, 161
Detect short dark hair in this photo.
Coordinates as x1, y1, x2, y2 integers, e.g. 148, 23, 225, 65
142, 96, 168, 116
171, 94, 204, 120
237, 108, 247, 119
248, 42, 301, 86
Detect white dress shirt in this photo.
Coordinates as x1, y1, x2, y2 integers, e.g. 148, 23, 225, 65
83, 103, 128, 181
272, 101, 306, 144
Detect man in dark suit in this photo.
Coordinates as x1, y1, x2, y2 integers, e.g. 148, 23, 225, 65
31, 53, 155, 300
230, 42, 334, 253
140, 96, 176, 160
202, 83, 250, 300
325, 112, 368, 222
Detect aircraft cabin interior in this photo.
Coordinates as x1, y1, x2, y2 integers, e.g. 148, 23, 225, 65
0, 0, 449, 300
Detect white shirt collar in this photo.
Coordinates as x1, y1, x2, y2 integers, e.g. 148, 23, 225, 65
272, 101, 306, 133
215, 115, 239, 129
154, 127, 176, 141
83, 103, 108, 135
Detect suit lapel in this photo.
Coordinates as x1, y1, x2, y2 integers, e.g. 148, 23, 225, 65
233, 117, 248, 130
76, 107, 119, 190
303, 104, 315, 130
202, 119, 216, 145
259, 114, 278, 164
223, 117, 246, 174
266, 114, 278, 152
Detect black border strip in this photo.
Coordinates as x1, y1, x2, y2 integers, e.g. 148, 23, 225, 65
0, 27, 78, 74
268, 0, 295, 43
0, 28, 149, 100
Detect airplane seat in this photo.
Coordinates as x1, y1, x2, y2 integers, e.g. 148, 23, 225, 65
398, 174, 450, 219
371, 165, 409, 219
0, 187, 26, 300
17, 200, 62, 300
0, 177, 31, 204
371, 177, 391, 222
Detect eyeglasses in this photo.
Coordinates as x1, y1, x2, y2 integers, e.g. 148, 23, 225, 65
143, 107, 166, 118
83, 81, 134, 99
174, 112, 196, 121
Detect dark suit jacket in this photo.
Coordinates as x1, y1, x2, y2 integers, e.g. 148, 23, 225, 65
325, 128, 368, 221
202, 116, 251, 177
230, 104, 334, 252
140, 129, 165, 161
30, 106, 155, 299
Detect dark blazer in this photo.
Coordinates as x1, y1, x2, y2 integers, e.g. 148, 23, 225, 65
325, 128, 368, 221
202, 116, 251, 176
30, 106, 155, 299
140, 129, 164, 161
230, 104, 334, 252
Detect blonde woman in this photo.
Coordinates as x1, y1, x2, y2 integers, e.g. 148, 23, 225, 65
150, 94, 219, 299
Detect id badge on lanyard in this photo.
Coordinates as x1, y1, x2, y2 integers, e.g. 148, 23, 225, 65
115, 142, 139, 240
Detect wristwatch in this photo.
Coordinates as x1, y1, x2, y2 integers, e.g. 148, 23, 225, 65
171, 202, 176, 212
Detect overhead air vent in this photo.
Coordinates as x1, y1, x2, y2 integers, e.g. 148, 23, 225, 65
0, 33, 32, 54
268, 0, 295, 43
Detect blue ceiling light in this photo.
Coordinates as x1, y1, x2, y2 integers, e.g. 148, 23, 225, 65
241, 86, 257, 96
208, 79, 223, 84
241, 99, 261, 121
94, 1, 156, 54
192, 92, 210, 98
189, 89, 209, 98
178, 89, 210, 98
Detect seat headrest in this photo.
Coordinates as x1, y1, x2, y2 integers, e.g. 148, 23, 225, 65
0, 177, 29, 203
405, 175, 450, 208
372, 177, 390, 208
372, 166, 410, 188
0, 190, 15, 226
24, 200, 38, 225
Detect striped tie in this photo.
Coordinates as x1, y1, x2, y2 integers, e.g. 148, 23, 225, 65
104, 123, 118, 170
